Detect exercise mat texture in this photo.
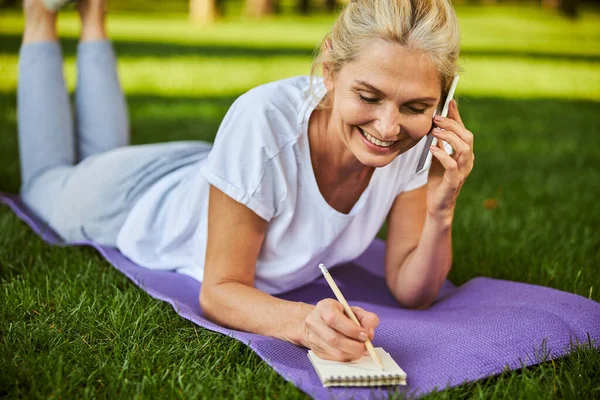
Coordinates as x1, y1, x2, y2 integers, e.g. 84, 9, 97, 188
2, 193, 599, 399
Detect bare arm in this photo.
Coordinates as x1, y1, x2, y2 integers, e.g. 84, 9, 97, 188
385, 186, 452, 309
385, 100, 474, 309
200, 185, 379, 360
200, 185, 311, 344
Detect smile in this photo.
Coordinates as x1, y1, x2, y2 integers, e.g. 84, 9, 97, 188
358, 127, 396, 148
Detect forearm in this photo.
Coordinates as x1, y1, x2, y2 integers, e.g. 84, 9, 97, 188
390, 96, 474, 307
391, 212, 453, 308
200, 281, 314, 346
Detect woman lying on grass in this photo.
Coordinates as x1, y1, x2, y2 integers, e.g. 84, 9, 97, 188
20, 0, 474, 362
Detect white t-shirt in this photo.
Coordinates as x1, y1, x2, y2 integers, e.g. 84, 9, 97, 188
116, 76, 429, 294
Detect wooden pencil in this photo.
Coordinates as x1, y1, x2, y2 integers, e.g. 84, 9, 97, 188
318, 263, 384, 370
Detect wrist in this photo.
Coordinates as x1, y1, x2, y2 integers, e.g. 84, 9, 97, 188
284, 302, 314, 347
426, 207, 455, 227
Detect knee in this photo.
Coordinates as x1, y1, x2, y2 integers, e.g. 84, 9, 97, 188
20, 166, 73, 235
20, 179, 51, 223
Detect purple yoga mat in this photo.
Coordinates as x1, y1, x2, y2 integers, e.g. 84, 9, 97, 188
2, 192, 599, 399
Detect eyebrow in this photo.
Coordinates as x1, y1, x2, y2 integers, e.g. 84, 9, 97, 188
353, 79, 438, 103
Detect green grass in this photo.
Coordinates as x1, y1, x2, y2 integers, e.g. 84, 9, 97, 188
1, 4, 600, 399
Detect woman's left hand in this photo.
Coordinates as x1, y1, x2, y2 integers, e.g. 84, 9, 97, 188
426, 99, 474, 220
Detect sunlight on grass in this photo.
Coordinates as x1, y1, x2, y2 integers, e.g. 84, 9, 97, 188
1, 6, 599, 100
2, 5, 599, 54
459, 5, 600, 56
0, 54, 597, 100
458, 57, 600, 100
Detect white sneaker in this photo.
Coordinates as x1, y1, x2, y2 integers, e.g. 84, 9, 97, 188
41, 0, 77, 11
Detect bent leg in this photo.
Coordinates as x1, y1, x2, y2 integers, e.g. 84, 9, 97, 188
75, 0, 129, 161
18, 40, 76, 222
75, 41, 130, 160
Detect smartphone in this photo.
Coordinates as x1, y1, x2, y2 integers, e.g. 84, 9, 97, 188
415, 75, 460, 174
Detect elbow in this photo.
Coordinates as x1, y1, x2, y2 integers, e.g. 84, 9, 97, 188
390, 286, 437, 310
397, 279, 450, 309
199, 287, 221, 323
386, 276, 441, 310
396, 295, 435, 310
399, 297, 435, 310
200, 279, 253, 327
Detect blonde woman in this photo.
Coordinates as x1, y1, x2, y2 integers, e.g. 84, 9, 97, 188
18, 0, 474, 362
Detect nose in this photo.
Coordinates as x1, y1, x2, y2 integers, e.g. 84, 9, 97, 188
374, 104, 401, 140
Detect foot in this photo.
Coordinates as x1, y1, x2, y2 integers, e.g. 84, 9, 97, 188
77, 0, 106, 19
23, 0, 58, 44
41, 0, 77, 12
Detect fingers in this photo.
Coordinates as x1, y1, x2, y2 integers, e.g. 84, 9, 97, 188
433, 103, 473, 148
426, 100, 475, 214
309, 338, 355, 362
306, 319, 366, 361
447, 99, 464, 126
318, 300, 367, 339
429, 128, 474, 185
432, 127, 470, 155
432, 126, 474, 169
430, 131, 473, 177
351, 306, 379, 340
305, 300, 380, 362
431, 100, 474, 174
429, 145, 458, 175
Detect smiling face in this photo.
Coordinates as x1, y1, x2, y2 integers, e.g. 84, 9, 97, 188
322, 38, 443, 169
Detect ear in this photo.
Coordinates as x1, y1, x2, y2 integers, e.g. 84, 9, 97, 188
321, 39, 335, 92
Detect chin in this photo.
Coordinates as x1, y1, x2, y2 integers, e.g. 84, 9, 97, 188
355, 151, 398, 168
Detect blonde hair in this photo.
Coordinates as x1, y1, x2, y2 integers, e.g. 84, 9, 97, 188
311, 0, 460, 103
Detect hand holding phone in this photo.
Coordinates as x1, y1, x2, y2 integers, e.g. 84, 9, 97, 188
415, 75, 460, 174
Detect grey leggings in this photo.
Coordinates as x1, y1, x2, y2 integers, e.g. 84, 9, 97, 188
18, 41, 208, 245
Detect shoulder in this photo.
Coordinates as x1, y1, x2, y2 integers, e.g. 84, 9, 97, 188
234, 76, 312, 125
202, 77, 315, 220
219, 76, 313, 156
242, 76, 311, 104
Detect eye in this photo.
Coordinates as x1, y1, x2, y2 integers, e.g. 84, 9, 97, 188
358, 93, 380, 104
404, 105, 427, 115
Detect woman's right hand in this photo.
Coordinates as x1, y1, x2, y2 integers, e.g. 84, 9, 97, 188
303, 299, 380, 361
202, 185, 380, 355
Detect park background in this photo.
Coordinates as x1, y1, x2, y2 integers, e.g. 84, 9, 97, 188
0, 0, 599, 398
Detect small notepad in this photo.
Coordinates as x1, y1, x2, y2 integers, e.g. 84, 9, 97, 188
308, 347, 407, 387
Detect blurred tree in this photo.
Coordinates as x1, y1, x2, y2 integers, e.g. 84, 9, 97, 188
244, 0, 276, 17
190, 0, 219, 23
298, 0, 337, 14
542, 0, 580, 19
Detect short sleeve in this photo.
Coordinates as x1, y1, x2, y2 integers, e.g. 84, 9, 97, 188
198, 86, 297, 222
403, 168, 429, 192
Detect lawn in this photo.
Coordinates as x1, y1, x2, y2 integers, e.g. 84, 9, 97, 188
1, 4, 599, 399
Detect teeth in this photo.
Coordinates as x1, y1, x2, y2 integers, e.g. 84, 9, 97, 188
360, 128, 395, 148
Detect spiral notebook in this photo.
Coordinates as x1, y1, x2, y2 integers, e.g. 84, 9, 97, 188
308, 347, 407, 387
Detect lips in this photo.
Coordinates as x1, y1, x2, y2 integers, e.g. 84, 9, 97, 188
358, 127, 396, 148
